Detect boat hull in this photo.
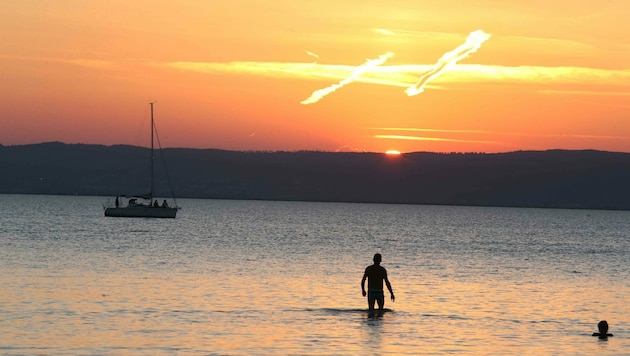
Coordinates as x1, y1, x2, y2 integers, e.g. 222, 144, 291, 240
104, 206, 178, 218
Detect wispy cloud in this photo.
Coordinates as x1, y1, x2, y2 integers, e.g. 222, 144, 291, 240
373, 28, 396, 36
374, 134, 506, 146
371, 28, 467, 39
63, 59, 118, 70
166, 61, 630, 91
0, 54, 118, 70
371, 128, 630, 142
371, 127, 494, 134
169, 30, 491, 103
304, 50, 319, 63
538, 89, 630, 96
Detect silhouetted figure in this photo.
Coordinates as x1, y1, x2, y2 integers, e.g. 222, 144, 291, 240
162, 200, 168, 208
361, 253, 395, 312
592, 320, 613, 339
154, 200, 159, 207
115, 196, 119, 208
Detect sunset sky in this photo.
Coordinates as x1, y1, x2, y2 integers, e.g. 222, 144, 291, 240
1, 0, 629, 153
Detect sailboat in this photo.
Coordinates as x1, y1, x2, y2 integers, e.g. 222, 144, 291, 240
104, 103, 180, 218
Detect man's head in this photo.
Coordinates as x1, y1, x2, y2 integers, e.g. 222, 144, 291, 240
373, 253, 382, 264
598, 320, 609, 334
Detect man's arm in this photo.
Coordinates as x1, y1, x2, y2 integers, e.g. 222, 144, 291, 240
385, 277, 395, 302
361, 270, 367, 297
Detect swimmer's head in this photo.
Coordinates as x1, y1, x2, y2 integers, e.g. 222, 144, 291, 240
598, 320, 609, 334
373, 253, 382, 263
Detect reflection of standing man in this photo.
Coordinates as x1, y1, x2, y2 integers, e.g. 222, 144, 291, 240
361, 253, 395, 311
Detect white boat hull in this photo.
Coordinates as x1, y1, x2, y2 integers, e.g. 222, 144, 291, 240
104, 206, 178, 218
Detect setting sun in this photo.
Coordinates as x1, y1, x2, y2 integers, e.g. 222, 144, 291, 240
385, 150, 402, 156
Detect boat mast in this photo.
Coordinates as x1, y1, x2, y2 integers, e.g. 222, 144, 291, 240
150, 102, 154, 203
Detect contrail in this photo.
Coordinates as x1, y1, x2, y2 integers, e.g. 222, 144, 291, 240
301, 52, 394, 105
406, 30, 491, 96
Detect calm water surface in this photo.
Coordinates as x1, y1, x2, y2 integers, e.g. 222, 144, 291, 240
0, 194, 628, 355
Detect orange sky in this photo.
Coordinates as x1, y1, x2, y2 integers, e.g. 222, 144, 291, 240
1, 0, 629, 153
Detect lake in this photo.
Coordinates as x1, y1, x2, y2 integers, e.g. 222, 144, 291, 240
0, 194, 628, 355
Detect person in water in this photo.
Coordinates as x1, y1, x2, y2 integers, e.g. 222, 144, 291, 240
361, 253, 395, 311
592, 320, 614, 339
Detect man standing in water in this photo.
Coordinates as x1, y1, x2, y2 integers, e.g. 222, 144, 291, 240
361, 253, 395, 311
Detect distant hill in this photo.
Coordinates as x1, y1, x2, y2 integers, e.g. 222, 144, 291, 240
1, 142, 629, 210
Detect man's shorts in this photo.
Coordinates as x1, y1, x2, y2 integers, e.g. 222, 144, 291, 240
367, 290, 384, 303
